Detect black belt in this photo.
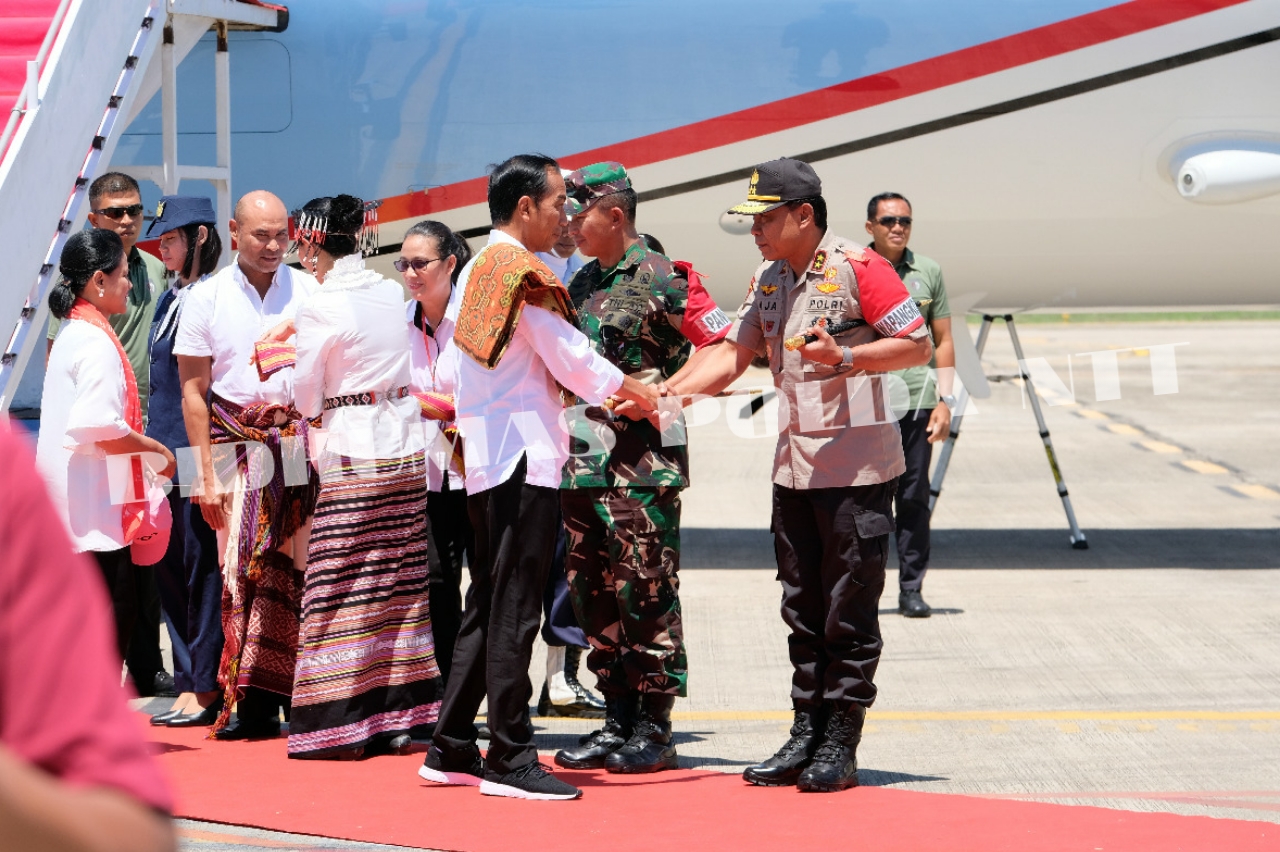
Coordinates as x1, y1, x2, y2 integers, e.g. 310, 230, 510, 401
322, 386, 410, 411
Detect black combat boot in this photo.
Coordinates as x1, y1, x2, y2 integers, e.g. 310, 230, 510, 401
742, 702, 826, 787
796, 704, 866, 792
604, 693, 677, 774
553, 691, 637, 769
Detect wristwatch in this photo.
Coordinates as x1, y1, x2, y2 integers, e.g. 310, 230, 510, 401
938, 394, 957, 407
839, 347, 855, 369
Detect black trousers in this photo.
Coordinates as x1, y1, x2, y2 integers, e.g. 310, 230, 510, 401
425, 477, 472, 687
895, 410, 934, 592
153, 491, 224, 694
433, 456, 559, 775
124, 566, 164, 692
92, 548, 137, 664
772, 480, 895, 710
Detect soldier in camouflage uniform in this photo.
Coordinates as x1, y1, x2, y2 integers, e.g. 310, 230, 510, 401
552, 162, 728, 775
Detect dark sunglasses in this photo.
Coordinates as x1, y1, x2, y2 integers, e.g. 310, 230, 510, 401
393, 256, 444, 273
94, 204, 145, 220
877, 215, 912, 228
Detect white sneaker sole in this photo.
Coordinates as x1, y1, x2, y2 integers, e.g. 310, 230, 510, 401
417, 763, 482, 786
479, 779, 582, 800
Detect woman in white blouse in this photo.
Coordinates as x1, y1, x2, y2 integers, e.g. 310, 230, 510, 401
37, 229, 176, 662
286, 195, 441, 760
399, 220, 471, 691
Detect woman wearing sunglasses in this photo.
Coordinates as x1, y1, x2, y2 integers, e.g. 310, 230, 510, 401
287, 195, 442, 760
398, 221, 472, 694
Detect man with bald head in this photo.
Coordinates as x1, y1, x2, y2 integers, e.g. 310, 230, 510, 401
174, 190, 318, 739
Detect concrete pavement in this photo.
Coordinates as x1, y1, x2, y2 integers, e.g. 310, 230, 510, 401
175, 317, 1280, 850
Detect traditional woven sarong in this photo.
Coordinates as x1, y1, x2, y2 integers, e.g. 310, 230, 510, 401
452, 242, 575, 368
207, 395, 319, 735
287, 452, 441, 756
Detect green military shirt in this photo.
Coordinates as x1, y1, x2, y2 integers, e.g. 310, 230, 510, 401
562, 241, 693, 489
48, 245, 165, 419
886, 247, 950, 411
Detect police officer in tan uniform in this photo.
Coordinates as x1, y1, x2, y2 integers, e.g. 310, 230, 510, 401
664, 158, 932, 792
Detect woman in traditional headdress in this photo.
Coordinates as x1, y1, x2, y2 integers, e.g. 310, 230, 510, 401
287, 195, 441, 759
142, 196, 227, 728
36, 229, 177, 662
397, 220, 471, 690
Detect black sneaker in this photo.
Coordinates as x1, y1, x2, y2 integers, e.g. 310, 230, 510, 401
898, 590, 932, 618
480, 762, 582, 800
417, 744, 483, 786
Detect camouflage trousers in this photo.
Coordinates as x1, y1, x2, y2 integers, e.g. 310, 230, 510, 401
560, 486, 687, 696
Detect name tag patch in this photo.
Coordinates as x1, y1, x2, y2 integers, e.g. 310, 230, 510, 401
805, 295, 845, 313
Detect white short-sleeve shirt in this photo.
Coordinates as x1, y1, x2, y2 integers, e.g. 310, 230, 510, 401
173, 259, 317, 407
35, 320, 133, 552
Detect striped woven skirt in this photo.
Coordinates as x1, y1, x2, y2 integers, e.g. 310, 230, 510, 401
287, 453, 441, 757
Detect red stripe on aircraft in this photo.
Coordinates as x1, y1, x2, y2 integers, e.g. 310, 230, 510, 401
378, 0, 1248, 224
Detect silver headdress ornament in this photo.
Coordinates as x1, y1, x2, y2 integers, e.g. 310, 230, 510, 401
289, 208, 329, 257
359, 199, 382, 257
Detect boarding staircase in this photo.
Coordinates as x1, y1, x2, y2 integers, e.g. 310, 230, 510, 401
0, 0, 285, 416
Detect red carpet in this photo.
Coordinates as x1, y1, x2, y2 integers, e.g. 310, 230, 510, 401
150, 726, 1275, 852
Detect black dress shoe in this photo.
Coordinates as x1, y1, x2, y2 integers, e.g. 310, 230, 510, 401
898, 590, 932, 618
152, 671, 178, 697
213, 719, 281, 740
166, 698, 224, 728
149, 708, 184, 726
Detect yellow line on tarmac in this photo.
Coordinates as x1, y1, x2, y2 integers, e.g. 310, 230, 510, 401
649, 710, 1280, 723
1180, 459, 1229, 475
1233, 484, 1280, 501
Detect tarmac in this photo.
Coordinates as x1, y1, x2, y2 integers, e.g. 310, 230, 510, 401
164, 317, 1280, 851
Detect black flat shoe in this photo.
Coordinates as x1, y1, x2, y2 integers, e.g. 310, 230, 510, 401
166, 698, 225, 728
289, 745, 365, 761
149, 708, 184, 726
213, 719, 281, 741
366, 733, 414, 756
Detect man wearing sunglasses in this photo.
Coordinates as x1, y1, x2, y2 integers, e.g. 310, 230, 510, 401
865, 192, 954, 620
46, 171, 173, 701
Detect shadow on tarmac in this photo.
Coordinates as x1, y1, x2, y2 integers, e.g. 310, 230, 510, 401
682, 528, 1280, 570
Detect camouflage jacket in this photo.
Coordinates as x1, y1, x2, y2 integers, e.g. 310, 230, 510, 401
562, 242, 693, 489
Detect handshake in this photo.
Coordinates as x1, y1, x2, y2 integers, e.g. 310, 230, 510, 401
602, 375, 682, 430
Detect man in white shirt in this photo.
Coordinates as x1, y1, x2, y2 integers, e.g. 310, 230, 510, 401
418, 154, 659, 801
174, 190, 318, 740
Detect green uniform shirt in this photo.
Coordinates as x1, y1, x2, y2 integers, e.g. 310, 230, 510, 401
886, 247, 949, 411
49, 245, 165, 419
562, 242, 694, 489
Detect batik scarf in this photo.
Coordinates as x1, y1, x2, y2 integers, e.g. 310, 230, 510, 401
452, 241, 575, 369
